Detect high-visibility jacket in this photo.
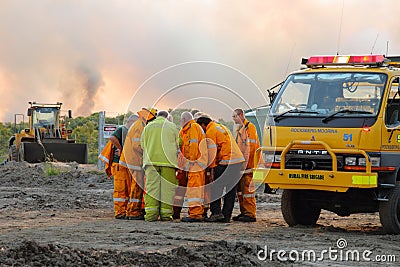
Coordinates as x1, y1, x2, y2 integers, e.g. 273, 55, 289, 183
141, 116, 180, 168
98, 140, 114, 178
235, 118, 260, 171
180, 120, 208, 172
119, 118, 146, 171
205, 121, 244, 168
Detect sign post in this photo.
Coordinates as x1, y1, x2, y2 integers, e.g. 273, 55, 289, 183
98, 111, 105, 170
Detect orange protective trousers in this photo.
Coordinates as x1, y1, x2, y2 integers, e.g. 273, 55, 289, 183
111, 164, 132, 217
237, 172, 256, 218
126, 170, 145, 217
186, 171, 205, 219
173, 170, 205, 219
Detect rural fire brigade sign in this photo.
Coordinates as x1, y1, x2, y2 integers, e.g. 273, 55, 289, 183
103, 124, 117, 138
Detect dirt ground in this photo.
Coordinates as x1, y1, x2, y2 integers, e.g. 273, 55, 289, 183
0, 162, 399, 266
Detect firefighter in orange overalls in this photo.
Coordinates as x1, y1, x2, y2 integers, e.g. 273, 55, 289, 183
232, 108, 260, 222
99, 115, 138, 219
196, 114, 245, 223
119, 108, 157, 220
173, 112, 208, 222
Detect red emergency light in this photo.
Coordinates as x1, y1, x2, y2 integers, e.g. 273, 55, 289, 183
305, 55, 386, 67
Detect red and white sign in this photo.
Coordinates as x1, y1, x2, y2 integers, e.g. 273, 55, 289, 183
103, 124, 117, 138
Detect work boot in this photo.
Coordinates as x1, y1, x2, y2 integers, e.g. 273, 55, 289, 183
221, 217, 231, 223
127, 214, 145, 220
172, 213, 180, 220
237, 215, 256, 222
181, 217, 204, 223
204, 213, 225, 222
160, 216, 173, 222
115, 214, 127, 220
232, 214, 244, 221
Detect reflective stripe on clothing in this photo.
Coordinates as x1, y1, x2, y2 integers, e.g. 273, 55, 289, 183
189, 138, 198, 143
98, 154, 109, 164
247, 139, 258, 144
243, 168, 253, 174
187, 198, 203, 203
145, 207, 158, 212
208, 144, 217, 149
129, 198, 141, 203
197, 161, 207, 170
219, 157, 245, 165
216, 126, 224, 133
243, 193, 255, 198
114, 197, 128, 202
174, 196, 184, 200
118, 160, 128, 168
119, 160, 143, 171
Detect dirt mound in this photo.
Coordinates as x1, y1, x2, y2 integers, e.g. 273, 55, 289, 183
0, 161, 112, 211
0, 161, 107, 188
0, 240, 261, 266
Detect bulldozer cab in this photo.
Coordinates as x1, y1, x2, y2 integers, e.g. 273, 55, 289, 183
31, 107, 59, 128
29, 105, 62, 139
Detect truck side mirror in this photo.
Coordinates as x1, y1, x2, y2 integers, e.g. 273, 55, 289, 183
68, 110, 72, 118
27, 108, 33, 116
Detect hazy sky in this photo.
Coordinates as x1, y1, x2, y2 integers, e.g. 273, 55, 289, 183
1, 0, 399, 122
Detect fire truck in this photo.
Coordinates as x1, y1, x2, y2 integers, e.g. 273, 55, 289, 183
254, 55, 400, 233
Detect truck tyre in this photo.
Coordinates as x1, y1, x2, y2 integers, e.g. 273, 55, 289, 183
8, 145, 18, 161
281, 189, 321, 226
379, 183, 400, 234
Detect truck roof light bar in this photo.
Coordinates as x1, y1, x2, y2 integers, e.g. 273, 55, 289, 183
304, 55, 386, 67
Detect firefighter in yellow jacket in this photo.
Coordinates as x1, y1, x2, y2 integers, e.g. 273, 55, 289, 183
119, 108, 157, 220
99, 115, 138, 219
196, 114, 245, 223
174, 112, 208, 222
232, 108, 260, 222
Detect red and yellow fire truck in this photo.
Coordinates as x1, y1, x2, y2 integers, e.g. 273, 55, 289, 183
254, 55, 400, 233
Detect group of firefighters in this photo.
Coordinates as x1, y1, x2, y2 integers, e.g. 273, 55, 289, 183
99, 107, 260, 223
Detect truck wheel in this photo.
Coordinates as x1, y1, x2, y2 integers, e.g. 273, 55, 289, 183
379, 183, 400, 234
281, 189, 321, 226
8, 145, 18, 161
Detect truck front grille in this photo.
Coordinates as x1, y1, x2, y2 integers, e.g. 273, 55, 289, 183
285, 154, 344, 171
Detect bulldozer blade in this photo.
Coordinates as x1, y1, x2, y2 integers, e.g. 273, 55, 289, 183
21, 142, 88, 164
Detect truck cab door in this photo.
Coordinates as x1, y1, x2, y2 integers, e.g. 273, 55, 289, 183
382, 77, 400, 149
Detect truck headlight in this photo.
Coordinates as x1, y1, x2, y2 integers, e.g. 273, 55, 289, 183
370, 157, 380, 167
358, 157, 380, 167
274, 155, 281, 162
345, 157, 357, 166
263, 153, 274, 162
358, 158, 366, 166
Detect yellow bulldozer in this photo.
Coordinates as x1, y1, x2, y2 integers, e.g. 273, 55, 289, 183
8, 101, 88, 164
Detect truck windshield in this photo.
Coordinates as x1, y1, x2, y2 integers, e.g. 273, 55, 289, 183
271, 72, 387, 118
32, 107, 59, 127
